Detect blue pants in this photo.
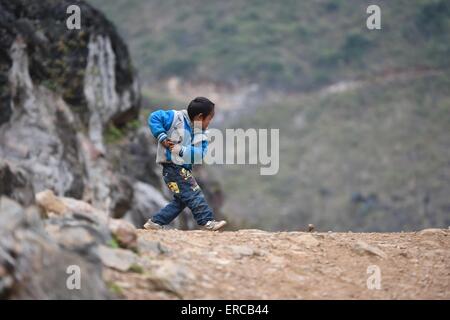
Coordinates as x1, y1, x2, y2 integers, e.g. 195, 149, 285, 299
152, 163, 214, 226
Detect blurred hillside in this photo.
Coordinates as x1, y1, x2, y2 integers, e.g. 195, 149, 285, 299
89, 0, 449, 91
88, 0, 450, 231
219, 73, 450, 231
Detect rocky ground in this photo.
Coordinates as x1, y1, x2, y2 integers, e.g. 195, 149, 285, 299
1, 191, 449, 299
107, 228, 450, 300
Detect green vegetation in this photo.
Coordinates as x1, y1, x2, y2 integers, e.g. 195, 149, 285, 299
107, 237, 120, 249
89, 0, 449, 90
104, 119, 141, 144
106, 281, 124, 296
218, 74, 450, 231
129, 263, 144, 274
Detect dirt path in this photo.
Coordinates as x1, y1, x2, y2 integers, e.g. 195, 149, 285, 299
104, 228, 450, 299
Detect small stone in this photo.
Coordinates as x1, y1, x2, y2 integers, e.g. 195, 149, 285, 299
35, 190, 67, 215
45, 224, 96, 252
137, 238, 169, 254
229, 245, 255, 259
97, 245, 138, 271
61, 197, 108, 225
295, 234, 320, 248
35, 190, 109, 225
145, 261, 190, 297
108, 219, 137, 250
210, 258, 232, 266
352, 240, 387, 259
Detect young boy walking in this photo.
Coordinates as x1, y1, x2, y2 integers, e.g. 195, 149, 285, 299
143, 97, 227, 231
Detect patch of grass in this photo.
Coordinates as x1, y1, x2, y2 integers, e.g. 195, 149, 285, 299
104, 124, 124, 144
106, 281, 124, 296
107, 238, 120, 249
126, 119, 141, 130
128, 263, 144, 274
104, 119, 142, 145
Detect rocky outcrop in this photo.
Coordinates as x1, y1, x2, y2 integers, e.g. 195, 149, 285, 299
36, 189, 138, 250
0, 190, 202, 299
0, 0, 167, 223
1, 190, 151, 299
0, 160, 34, 206
0, 196, 110, 299
84, 33, 140, 154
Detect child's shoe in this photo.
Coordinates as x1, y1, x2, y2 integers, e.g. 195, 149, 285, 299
143, 219, 163, 230
202, 220, 227, 231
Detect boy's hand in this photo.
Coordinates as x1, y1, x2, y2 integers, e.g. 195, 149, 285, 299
161, 139, 175, 149
170, 144, 182, 155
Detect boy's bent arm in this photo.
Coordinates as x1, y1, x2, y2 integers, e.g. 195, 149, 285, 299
148, 110, 175, 142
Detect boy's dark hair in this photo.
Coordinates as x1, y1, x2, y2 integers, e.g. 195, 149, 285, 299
187, 97, 215, 120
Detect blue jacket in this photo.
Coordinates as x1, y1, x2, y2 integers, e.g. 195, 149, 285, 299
148, 109, 209, 170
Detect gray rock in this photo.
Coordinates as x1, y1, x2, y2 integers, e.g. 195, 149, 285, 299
0, 161, 34, 206
38, 191, 114, 252
37, 191, 141, 254
0, 196, 24, 229
137, 238, 169, 255
125, 181, 167, 227
1, 38, 86, 201
97, 245, 138, 272
145, 260, 190, 297
352, 240, 387, 259
36, 190, 109, 225
46, 224, 95, 248
110, 127, 160, 186
0, 2, 139, 217
108, 218, 138, 250
84, 34, 139, 155
0, 197, 110, 299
